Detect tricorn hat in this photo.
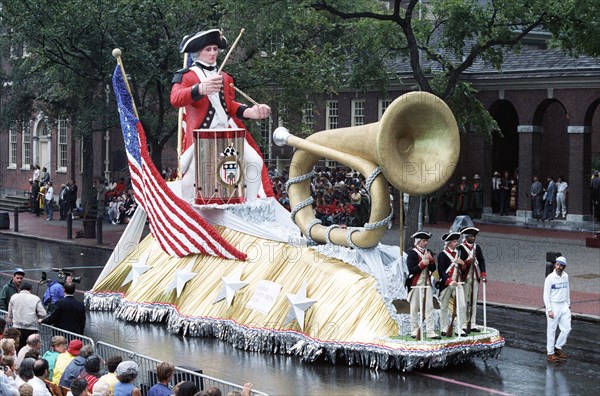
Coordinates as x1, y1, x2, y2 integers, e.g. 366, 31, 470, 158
179, 29, 227, 53
441, 231, 461, 242
411, 230, 432, 240
459, 226, 480, 236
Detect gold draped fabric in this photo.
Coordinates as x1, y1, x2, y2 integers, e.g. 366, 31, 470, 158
93, 227, 398, 343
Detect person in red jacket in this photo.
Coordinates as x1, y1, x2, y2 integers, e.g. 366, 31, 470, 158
170, 29, 273, 202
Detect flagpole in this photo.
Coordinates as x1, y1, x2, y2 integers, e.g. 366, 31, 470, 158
177, 53, 189, 179
112, 48, 139, 119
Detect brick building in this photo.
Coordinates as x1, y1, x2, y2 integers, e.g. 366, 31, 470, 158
1, 41, 599, 221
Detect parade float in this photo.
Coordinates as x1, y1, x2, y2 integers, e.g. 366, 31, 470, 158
85, 45, 504, 371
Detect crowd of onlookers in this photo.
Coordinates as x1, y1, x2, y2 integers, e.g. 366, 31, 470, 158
27, 163, 138, 225
0, 268, 253, 396
270, 166, 375, 227
0, 329, 253, 396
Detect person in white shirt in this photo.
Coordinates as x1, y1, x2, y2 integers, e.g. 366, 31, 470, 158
28, 359, 51, 396
45, 182, 55, 221
554, 176, 568, 219
543, 256, 571, 363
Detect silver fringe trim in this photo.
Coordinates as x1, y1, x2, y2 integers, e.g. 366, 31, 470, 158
84, 292, 505, 371
84, 291, 124, 311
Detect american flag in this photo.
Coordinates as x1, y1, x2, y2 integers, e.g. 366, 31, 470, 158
112, 65, 246, 260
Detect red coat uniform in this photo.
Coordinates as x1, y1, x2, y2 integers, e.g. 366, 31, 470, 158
170, 66, 274, 197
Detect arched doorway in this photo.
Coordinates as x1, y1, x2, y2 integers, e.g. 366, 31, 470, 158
535, 99, 569, 181
34, 117, 51, 172
489, 100, 519, 177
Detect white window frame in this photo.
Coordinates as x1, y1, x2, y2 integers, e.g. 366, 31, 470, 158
378, 99, 391, 120
302, 102, 314, 131
57, 118, 68, 172
326, 100, 338, 130
8, 125, 17, 169
351, 99, 365, 126
21, 121, 31, 169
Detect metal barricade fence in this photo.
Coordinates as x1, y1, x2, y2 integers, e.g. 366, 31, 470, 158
95, 341, 268, 396
1, 311, 268, 395
39, 323, 95, 352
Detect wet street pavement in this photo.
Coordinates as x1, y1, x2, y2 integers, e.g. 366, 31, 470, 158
1, 233, 599, 395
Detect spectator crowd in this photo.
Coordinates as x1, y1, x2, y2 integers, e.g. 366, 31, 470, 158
0, 268, 255, 396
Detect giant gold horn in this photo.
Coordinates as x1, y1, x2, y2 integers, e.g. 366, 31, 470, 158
274, 91, 459, 248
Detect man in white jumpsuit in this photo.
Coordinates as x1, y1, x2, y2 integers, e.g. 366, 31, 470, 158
544, 256, 571, 363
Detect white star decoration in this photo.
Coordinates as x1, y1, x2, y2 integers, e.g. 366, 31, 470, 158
164, 262, 198, 298
121, 250, 152, 287
284, 281, 317, 331
213, 265, 248, 306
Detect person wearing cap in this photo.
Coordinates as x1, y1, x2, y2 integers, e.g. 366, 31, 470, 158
6, 283, 46, 352
51, 339, 83, 386
543, 256, 571, 363
0, 268, 25, 311
405, 231, 440, 339
437, 232, 467, 337
113, 360, 141, 396
170, 29, 272, 202
60, 344, 94, 388
457, 226, 487, 333
470, 174, 483, 219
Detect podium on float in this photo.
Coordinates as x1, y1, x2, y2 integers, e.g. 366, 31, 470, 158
194, 128, 246, 205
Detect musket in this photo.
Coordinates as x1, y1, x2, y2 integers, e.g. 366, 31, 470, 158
447, 294, 457, 337
466, 251, 477, 332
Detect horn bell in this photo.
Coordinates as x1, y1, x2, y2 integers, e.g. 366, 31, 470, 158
278, 91, 460, 248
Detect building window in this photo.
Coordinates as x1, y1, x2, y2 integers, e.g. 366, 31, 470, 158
326, 100, 338, 130
302, 102, 314, 132
378, 99, 391, 120
351, 99, 365, 126
22, 121, 31, 169
8, 125, 17, 169
58, 118, 68, 172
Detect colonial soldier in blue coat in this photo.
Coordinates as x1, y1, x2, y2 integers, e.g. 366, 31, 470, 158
437, 232, 467, 337
457, 226, 487, 333
405, 231, 440, 339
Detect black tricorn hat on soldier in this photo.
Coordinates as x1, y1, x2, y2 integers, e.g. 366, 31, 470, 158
441, 231, 461, 242
411, 230, 432, 240
179, 29, 228, 53
459, 226, 480, 236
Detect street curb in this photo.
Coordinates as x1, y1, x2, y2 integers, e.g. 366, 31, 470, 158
0, 229, 116, 251
483, 301, 600, 324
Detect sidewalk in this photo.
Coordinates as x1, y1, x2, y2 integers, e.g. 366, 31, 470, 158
2, 210, 599, 321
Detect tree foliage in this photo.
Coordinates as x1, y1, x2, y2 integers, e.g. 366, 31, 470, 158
0, 0, 595, 240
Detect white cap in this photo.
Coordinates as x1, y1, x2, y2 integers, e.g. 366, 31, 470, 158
555, 256, 567, 266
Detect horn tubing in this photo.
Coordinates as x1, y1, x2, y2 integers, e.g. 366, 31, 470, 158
283, 91, 459, 248
286, 133, 390, 248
